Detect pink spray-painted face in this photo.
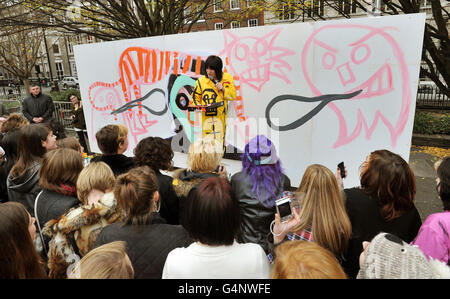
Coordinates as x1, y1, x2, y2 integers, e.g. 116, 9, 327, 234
220, 29, 295, 92
302, 25, 411, 148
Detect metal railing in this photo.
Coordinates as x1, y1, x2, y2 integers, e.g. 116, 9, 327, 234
416, 83, 450, 110
53, 101, 74, 128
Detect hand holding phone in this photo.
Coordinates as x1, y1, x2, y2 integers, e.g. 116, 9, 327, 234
338, 161, 346, 179
276, 196, 293, 223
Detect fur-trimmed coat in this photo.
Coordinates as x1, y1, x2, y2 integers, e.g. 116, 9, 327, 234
42, 192, 124, 278
172, 169, 227, 227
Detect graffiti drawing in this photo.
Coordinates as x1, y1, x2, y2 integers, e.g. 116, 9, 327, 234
76, 14, 425, 187
219, 28, 296, 92
301, 24, 412, 148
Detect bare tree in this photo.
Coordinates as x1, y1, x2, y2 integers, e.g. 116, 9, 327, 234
0, 1, 43, 92
0, 0, 220, 40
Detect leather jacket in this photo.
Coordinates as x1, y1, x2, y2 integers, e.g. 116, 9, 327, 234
231, 171, 291, 253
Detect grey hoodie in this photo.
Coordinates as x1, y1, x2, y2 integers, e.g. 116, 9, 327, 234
7, 161, 41, 216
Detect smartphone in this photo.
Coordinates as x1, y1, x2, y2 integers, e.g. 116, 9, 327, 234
276, 196, 293, 222
338, 161, 346, 178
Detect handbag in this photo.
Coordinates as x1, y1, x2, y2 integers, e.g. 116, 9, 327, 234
34, 190, 48, 256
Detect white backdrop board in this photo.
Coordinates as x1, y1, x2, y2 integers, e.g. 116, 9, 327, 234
74, 13, 426, 187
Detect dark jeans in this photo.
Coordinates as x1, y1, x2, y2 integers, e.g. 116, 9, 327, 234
76, 130, 89, 154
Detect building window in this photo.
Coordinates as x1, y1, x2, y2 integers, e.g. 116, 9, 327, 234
278, 3, 296, 20
215, 23, 223, 30
231, 21, 240, 29
52, 43, 60, 54
184, 5, 205, 24
306, 0, 324, 16
71, 61, 77, 78
248, 19, 258, 27
87, 35, 94, 43
342, 0, 357, 14
247, 0, 256, 7
55, 62, 64, 80
67, 38, 74, 54
230, 0, 239, 10
420, 0, 431, 7
214, 0, 223, 12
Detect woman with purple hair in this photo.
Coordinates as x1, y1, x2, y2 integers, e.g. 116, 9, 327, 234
230, 135, 291, 253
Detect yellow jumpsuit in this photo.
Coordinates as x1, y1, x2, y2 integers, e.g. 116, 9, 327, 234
191, 72, 236, 146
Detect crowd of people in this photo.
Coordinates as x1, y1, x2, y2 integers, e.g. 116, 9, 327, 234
0, 86, 449, 279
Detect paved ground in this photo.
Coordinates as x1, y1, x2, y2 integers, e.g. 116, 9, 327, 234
409, 147, 445, 222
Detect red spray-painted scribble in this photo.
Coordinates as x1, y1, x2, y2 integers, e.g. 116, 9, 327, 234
301, 25, 411, 148
89, 48, 208, 143
88, 46, 250, 147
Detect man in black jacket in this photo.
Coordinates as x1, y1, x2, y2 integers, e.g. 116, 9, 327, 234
22, 84, 55, 124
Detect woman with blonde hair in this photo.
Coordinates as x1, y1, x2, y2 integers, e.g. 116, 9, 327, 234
172, 136, 227, 227
272, 240, 347, 279
68, 241, 134, 279
43, 162, 123, 278
272, 164, 352, 261
94, 166, 192, 278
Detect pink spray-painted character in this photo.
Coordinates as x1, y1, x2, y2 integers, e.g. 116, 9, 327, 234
301, 24, 412, 148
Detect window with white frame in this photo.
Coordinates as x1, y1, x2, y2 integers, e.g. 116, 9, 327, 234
215, 23, 223, 30
231, 21, 240, 29
278, 3, 296, 20
55, 62, 64, 80
184, 6, 192, 24
214, 0, 223, 12
248, 19, 258, 27
71, 61, 78, 77
305, 0, 324, 17
67, 38, 73, 54
230, 0, 239, 10
184, 4, 205, 24
342, 0, 357, 14
420, 0, 431, 7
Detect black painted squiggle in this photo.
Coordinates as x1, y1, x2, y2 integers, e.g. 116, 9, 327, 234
265, 90, 363, 131
111, 88, 168, 116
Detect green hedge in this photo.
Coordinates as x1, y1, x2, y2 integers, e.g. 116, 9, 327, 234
50, 89, 81, 102
413, 111, 450, 135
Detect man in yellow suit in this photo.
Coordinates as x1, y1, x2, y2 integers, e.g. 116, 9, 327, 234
191, 55, 236, 148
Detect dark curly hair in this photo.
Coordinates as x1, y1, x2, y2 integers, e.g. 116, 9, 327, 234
437, 157, 450, 210
134, 137, 174, 171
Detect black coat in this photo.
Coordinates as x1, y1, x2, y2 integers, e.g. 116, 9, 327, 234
342, 187, 422, 279
7, 162, 41, 216
35, 189, 80, 253
154, 169, 180, 225
93, 213, 193, 279
22, 93, 55, 123
91, 154, 134, 177
35, 189, 80, 228
172, 169, 224, 227
231, 171, 291, 254
71, 106, 86, 130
